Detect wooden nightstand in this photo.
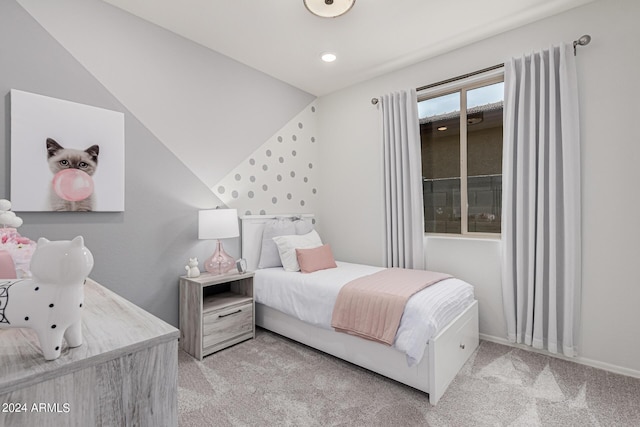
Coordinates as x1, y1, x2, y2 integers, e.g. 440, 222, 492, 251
179, 271, 254, 360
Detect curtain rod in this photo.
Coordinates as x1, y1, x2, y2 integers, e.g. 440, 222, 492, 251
370, 63, 502, 105
370, 34, 592, 105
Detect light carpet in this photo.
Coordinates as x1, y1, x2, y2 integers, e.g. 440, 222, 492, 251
178, 329, 640, 426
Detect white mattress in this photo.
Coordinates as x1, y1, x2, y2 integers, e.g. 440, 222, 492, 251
254, 262, 475, 365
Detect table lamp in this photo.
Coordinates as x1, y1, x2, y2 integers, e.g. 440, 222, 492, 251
198, 209, 239, 274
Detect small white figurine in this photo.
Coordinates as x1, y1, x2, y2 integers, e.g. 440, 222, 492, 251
0, 199, 23, 228
185, 257, 200, 278
0, 236, 94, 360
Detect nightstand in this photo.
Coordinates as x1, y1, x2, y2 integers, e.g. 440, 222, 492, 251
179, 271, 254, 360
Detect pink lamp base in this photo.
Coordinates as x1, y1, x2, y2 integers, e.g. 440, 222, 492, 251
204, 240, 235, 275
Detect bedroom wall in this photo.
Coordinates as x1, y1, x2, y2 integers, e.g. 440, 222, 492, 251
213, 102, 321, 216
0, 0, 314, 327
317, 0, 640, 376
16, 0, 316, 192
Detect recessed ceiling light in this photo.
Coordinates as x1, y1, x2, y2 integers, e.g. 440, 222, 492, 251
437, 126, 447, 131
321, 52, 337, 63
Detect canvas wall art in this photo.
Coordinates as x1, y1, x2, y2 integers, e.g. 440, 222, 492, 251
10, 89, 125, 212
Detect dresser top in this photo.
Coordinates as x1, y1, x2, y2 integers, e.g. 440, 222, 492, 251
0, 279, 179, 394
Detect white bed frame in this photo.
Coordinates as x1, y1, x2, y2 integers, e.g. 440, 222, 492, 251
241, 214, 479, 405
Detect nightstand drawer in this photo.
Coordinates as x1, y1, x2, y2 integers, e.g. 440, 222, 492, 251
202, 301, 253, 353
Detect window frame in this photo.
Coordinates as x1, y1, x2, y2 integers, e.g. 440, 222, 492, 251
417, 68, 504, 238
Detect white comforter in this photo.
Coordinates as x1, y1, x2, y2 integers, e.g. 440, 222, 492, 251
254, 262, 475, 365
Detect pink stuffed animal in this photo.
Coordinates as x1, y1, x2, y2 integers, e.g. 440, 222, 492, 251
0, 251, 16, 279
0, 199, 36, 278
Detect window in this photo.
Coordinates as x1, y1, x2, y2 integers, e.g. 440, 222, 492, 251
418, 72, 504, 235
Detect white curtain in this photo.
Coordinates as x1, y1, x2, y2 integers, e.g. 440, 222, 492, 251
381, 89, 425, 269
502, 44, 582, 357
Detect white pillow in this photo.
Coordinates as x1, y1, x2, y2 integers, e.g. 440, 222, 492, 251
272, 230, 323, 272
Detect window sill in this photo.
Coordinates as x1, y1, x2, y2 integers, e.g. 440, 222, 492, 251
425, 233, 501, 242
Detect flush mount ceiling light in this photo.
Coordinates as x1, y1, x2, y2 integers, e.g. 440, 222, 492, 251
304, 0, 356, 18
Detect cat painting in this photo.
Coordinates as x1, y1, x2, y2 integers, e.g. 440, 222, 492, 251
46, 138, 99, 211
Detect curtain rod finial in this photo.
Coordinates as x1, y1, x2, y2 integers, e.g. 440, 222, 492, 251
371, 98, 379, 105
573, 34, 591, 55
576, 34, 591, 46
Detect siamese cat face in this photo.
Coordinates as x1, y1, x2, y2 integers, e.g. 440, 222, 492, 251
46, 138, 100, 212
46, 138, 99, 176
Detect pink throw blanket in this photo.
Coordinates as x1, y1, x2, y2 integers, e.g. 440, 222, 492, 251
331, 268, 452, 345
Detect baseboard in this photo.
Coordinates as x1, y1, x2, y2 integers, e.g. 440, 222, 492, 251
479, 333, 640, 379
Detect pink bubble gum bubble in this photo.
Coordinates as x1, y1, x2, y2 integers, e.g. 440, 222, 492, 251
52, 169, 94, 202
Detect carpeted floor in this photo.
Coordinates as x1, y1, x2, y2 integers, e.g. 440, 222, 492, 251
178, 329, 640, 426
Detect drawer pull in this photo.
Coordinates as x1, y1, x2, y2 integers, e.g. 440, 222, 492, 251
460, 343, 466, 350
218, 309, 242, 318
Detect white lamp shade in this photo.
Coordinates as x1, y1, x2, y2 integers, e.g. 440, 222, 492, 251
198, 209, 239, 240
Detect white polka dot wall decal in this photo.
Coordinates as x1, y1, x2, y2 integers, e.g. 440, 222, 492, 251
279, 157, 284, 163
266, 149, 272, 157
232, 190, 239, 198
311, 137, 316, 142
245, 210, 252, 215
272, 197, 278, 204
278, 136, 283, 142
292, 150, 297, 156
249, 158, 255, 165
311, 106, 316, 112
300, 200, 305, 206
218, 185, 225, 194
250, 176, 256, 182
248, 191, 254, 198
313, 188, 317, 194
262, 164, 268, 171
309, 163, 313, 169
277, 174, 282, 181
292, 135, 297, 141
298, 122, 303, 129
290, 171, 296, 178
260, 210, 266, 215
287, 193, 292, 200
235, 174, 241, 181
304, 177, 308, 183
262, 184, 268, 191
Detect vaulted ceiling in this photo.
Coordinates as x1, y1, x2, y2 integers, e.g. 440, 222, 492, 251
103, 0, 595, 96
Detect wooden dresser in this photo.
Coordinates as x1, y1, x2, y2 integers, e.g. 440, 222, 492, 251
0, 279, 179, 427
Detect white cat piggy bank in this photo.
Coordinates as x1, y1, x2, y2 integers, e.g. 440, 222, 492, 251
185, 257, 200, 278
0, 236, 94, 360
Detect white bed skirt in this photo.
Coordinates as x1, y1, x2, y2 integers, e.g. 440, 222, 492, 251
256, 299, 479, 405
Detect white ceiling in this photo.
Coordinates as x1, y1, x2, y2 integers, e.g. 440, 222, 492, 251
102, 0, 594, 96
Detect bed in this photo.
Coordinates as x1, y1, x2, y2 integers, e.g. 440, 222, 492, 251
241, 214, 479, 405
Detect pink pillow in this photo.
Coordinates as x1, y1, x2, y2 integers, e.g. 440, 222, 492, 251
296, 244, 337, 274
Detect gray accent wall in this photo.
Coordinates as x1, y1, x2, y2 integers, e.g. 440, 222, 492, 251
0, 1, 313, 327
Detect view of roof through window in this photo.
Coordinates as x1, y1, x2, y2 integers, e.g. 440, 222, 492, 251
418, 82, 504, 119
